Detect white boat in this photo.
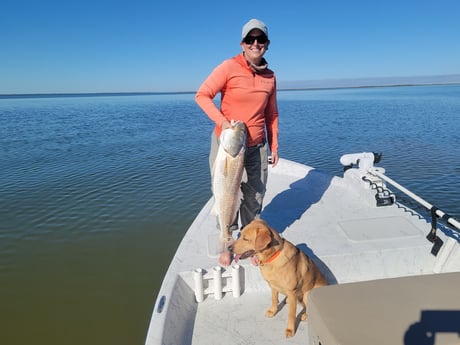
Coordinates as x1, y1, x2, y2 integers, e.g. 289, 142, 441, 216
145, 153, 460, 345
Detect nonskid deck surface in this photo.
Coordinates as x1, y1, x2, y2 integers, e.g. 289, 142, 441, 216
192, 288, 309, 345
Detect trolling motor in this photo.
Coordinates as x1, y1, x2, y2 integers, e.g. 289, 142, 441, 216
340, 152, 394, 207
340, 152, 382, 173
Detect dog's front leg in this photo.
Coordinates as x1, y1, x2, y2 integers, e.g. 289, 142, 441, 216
285, 292, 297, 338
299, 291, 308, 321
265, 288, 279, 318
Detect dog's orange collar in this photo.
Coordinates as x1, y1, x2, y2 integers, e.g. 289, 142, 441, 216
259, 249, 282, 265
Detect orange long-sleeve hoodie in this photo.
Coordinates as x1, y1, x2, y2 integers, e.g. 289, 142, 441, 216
195, 53, 279, 153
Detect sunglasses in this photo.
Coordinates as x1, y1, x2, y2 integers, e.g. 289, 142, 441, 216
243, 35, 268, 45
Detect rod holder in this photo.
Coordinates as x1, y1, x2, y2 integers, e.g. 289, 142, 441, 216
213, 266, 223, 300
192, 264, 241, 302
193, 268, 205, 303
231, 264, 241, 297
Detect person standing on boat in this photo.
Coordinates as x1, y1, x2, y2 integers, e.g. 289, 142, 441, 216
195, 18, 279, 266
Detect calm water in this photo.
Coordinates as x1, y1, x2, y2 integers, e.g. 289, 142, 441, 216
1, 85, 459, 345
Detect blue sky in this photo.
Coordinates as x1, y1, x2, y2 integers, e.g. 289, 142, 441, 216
2, 0, 459, 94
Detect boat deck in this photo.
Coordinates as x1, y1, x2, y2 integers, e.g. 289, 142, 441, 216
193, 289, 309, 345
146, 158, 460, 345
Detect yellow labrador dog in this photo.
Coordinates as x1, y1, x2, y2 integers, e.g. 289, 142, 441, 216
229, 219, 328, 338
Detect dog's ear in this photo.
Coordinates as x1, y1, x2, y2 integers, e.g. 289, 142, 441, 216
254, 226, 272, 251
267, 224, 281, 243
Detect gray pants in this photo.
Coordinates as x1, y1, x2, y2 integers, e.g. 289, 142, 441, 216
209, 131, 268, 229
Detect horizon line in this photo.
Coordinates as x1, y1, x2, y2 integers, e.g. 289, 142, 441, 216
1, 74, 460, 99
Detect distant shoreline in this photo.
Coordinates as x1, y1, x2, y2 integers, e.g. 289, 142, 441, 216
0, 91, 195, 99
279, 81, 460, 92
1, 81, 460, 100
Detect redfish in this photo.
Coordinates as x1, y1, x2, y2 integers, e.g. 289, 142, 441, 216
212, 120, 247, 243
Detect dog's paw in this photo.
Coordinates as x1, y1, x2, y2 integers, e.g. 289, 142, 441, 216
265, 308, 277, 318
285, 328, 294, 338
301, 311, 308, 321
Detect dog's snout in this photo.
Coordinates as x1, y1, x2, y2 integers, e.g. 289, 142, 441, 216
227, 244, 233, 252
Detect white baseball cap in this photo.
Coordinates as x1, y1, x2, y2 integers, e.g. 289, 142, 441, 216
241, 19, 268, 40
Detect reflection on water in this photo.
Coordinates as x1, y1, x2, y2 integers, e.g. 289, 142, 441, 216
1, 85, 459, 345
